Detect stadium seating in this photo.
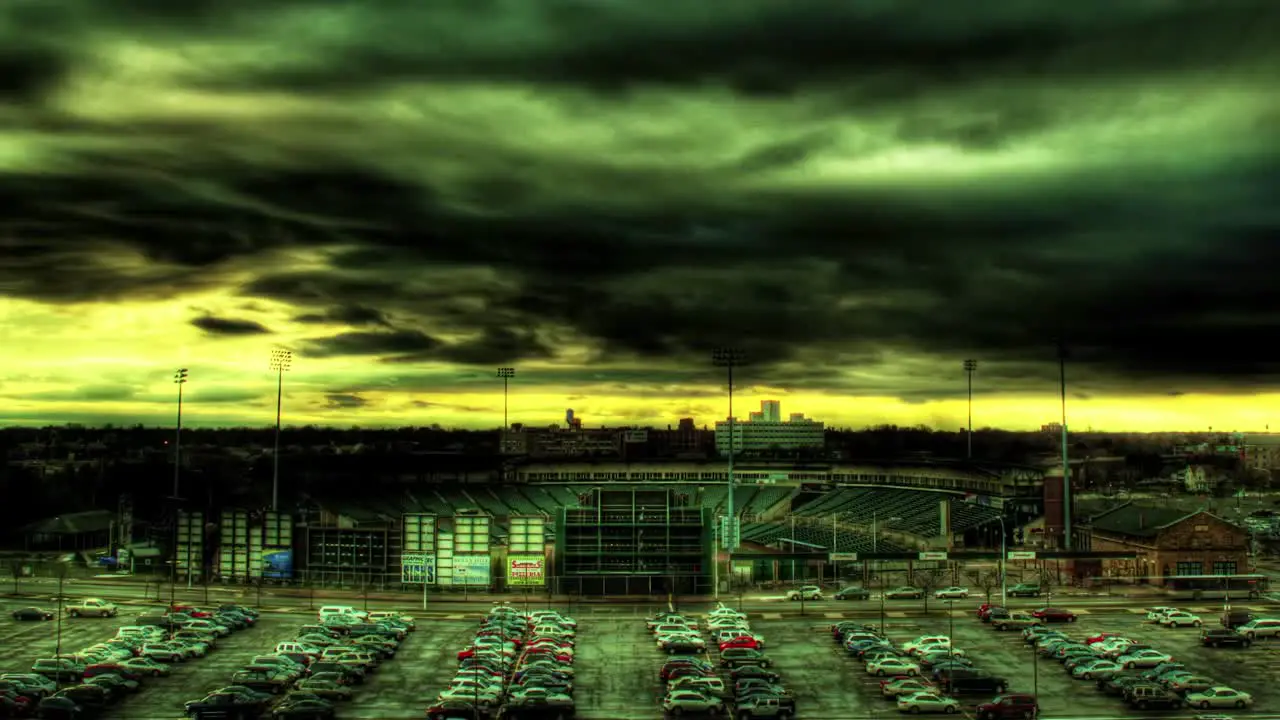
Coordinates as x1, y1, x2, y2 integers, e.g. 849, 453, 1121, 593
791, 487, 1003, 537
740, 521, 905, 553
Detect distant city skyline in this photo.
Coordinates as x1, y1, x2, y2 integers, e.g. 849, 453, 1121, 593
1, 3, 1277, 433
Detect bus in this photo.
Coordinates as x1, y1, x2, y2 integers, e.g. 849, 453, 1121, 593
1163, 573, 1269, 601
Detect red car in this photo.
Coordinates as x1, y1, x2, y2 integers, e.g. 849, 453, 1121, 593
84, 663, 142, 681
168, 605, 213, 618
1032, 607, 1077, 623
522, 647, 572, 664
1086, 632, 1124, 644
719, 636, 762, 651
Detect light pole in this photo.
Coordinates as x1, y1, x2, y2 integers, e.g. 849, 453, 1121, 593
172, 369, 188, 499
996, 516, 1007, 606
712, 347, 744, 591
1058, 342, 1071, 549
269, 349, 292, 512
496, 368, 515, 429
963, 359, 977, 458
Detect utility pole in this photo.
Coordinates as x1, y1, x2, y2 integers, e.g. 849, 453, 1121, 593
269, 349, 292, 512
712, 348, 744, 593
497, 368, 515, 430
1058, 342, 1071, 549
172, 369, 188, 499
963, 359, 977, 458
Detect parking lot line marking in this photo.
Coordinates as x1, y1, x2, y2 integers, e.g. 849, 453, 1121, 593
1073, 608, 1091, 614
1124, 608, 1147, 613
824, 612, 844, 619
886, 611, 908, 618
950, 610, 968, 618
761, 613, 783, 619
444, 614, 466, 620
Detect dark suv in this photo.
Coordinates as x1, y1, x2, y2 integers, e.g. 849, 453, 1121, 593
936, 668, 1009, 694
1201, 627, 1252, 648
976, 694, 1039, 720
1125, 685, 1183, 710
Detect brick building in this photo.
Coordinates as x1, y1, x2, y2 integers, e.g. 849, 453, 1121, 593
1083, 503, 1249, 583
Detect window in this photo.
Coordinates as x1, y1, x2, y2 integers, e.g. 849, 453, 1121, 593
1212, 561, 1237, 575
1175, 561, 1203, 576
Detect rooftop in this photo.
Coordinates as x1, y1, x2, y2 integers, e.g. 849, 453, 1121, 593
1087, 502, 1200, 538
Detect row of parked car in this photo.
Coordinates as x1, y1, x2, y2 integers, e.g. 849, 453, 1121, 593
832, 620, 1039, 718
0, 602, 260, 719
182, 604, 414, 720
1016, 619, 1254, 712
651, 604, 794, 718
426, 604, 578, 720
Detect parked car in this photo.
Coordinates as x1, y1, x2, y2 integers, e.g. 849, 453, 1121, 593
885, 587, 924, 600
1185, 687, 1253, 710
10, 607, 55, 621
897, 691, 961, 714
975, 693, 1039, 720
935, 587, 970, 600
835, 586, 872, 600
1031, 607, 1077, 623
1200, 628, 1252, 648
785, 586, 823, 601
1007, 583, 1041, 598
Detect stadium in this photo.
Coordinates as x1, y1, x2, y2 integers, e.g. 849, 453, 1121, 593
170, 458, 1049, 597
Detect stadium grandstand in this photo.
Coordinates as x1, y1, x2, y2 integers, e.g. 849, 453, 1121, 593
173, 459, 1041, 596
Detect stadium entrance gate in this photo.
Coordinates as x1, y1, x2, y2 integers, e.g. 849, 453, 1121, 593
555, 487, 713, 597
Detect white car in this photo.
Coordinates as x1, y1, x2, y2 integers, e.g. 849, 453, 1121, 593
786, 586, 824, 601
934, 587, 970, 600
1116, 649, 1173, 669
1145, 607, 1180, 622
897, 691, 960, 714
1091, 638, 1135, 653
708, 605, 746, 618
1186, 687, 1253, 709
663, 689, 725, 714
901, 630, 952, 653
438, 686, 502, 707
1160, 611, 1203, 628
867, 657, 920, 676
915, 643, 966, 658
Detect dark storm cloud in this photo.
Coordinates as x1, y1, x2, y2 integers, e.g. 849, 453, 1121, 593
0, 0, 1277, 403
175, 1, 1278, 101
293, 305, 391, 327
323, 393, 368, 409
190, 316, 272, 336
299, 330, 441, 359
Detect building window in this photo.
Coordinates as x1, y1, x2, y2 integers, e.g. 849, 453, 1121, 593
1212, 561, 1237, 575
1175, 561, 1203, 576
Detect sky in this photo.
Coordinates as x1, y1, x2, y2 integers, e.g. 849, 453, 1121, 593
0, 1, 1278, 432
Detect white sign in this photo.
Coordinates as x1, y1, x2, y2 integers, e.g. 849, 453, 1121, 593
918, 551, 948, 561
1007, 551, 1037, 560
452, 554, 491, 586
829, 552, 859, 562
401, 553, 435, 584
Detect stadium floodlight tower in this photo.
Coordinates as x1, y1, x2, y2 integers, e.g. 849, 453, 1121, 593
711, 348, 745, 564
963, 359, 977, 458
497, 367, 515, 429
269, 348, 292, 512
1057, 342, 1071, 549
172, 368, 188, 499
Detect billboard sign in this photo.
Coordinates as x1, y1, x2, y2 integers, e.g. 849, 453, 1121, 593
262, 550, 293, 580
452, 554, 491, 586
507, 555, 546, 586
401, 553, 436, 584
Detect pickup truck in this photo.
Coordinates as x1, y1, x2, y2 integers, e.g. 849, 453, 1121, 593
66, 599, 118, 618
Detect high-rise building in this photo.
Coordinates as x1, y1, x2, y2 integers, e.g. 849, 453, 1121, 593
715, 400, 824, 455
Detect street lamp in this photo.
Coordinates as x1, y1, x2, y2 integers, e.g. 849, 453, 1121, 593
996, 516, 1007, 606
172, 369, 188, 499
712, 347, 745, 590
269, 349, 292, 512
963, 359, 977, 458
496, 368, 515, 429
1057, 342, 1071, 549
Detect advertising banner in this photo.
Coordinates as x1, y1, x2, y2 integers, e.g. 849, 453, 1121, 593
263, 549, 293, 580
507, 555, 546, 586
401, 553, 436, 584
452, 554, 491, 586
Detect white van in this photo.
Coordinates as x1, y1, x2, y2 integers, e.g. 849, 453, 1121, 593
318, 606, 368, 622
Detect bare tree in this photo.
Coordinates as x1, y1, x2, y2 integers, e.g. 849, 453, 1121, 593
966, 568, 1002, 603
916, 567, 947, 613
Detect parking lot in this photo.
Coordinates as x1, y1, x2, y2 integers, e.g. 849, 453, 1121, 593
4, 598, 1278, 719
